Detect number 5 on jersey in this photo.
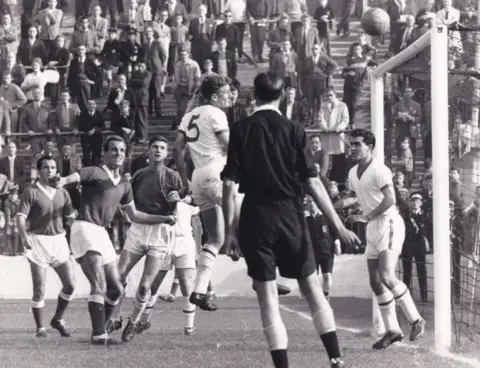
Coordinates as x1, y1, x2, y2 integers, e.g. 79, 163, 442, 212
186, 115, 200, 142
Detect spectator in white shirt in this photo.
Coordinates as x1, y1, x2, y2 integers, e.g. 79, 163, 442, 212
20, 58, 48, 101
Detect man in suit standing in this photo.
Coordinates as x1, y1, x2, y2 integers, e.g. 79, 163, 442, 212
188, 4, 216, 72
215, 10, 241, 59
48, 90, 80, 152
0, 140, 26, 192
210, 37, 237, 83
129, 58, 151, 143
33, 0, 63, 56
79, 99, 104, 167
270, 39, 298, 89
294, 14, 320, 97
19, 87, 51, 157
16, 26, 48, 67
266, 15, 293, 62
67, 44, 101, 112
89, 5, 109, 50
390, 15, 416, 55
303, 43, 337, 124
163, 0, 189, 27
246, 0, 270, 63
144, 26, 166, 117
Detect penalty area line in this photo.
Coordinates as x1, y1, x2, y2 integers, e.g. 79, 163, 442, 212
435, 349, 480, 368
279, 304, 362, 334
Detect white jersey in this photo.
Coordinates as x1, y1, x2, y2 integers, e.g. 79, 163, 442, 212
348, 159, 397, 217
179, 105, 229, 169
174, 201, 200, 239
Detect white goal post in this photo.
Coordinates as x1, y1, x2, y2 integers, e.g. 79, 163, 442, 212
369, 26, 452, 351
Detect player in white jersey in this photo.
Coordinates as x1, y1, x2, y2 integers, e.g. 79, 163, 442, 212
173, 75, 235, 311
346, 129, 426, 349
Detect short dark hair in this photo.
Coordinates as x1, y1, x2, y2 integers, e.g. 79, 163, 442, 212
253, 72, 284, 104
103, 135, 126, 152
36, 155, 56, 170
200, 75, 230, 101
216, 36, 227, 43
351, 42, 362, 49
310, 134, 320, 141
350, 128, 376, 150
148, 135, 168, 147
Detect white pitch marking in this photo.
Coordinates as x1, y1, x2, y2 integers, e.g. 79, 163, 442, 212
436, 349, 480, 368
279, 304, 363, 334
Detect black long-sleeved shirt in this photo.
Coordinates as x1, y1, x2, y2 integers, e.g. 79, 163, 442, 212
221, 107, 317, 203
246, 0, 270, 19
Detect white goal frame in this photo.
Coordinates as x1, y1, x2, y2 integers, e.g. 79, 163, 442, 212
370, 26, 452, 352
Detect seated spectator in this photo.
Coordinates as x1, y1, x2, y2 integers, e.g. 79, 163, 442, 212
0, 13, 18, 55
20, 58, 49, 102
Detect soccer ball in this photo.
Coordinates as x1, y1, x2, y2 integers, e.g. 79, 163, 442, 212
361, 8, 390, 37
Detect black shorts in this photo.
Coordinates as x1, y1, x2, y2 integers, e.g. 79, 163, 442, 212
238, 197, 316, 282
306, 215, 335, 272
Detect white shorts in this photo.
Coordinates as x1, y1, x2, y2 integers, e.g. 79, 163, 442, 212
191, 158, 226, 212
170, 236, 196, 270
123, 223, 175, 264
365, 213, 406, 259
25, 233, 71, 268
70, 221, 118, 265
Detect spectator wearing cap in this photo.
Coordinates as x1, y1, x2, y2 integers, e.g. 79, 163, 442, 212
120, 28, 144, 80
69, 16, 101, 57
129, 57, 151, 143
278, 0, 307, 34
246, 0, 270, 63
172, 48, 200, 130
100, 28, 122, 93
89, 5, 108, 50
266, 14, 293, 62
402, 192, 429, 303
187, 4, 216, 73
33, 0, 63, 56
118, 0, 145, 43
67, 44, 102, 112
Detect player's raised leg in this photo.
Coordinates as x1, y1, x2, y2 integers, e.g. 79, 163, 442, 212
51, 259, 76, 337
28, 261, 48, 337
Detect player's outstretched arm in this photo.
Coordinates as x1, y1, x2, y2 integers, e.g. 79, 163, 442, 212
122, 202, 177, 226
57, 173, 81, 187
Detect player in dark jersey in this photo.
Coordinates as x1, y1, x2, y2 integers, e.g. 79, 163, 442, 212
17, 156, 76, 338
106, 136, 182, 343
221, 72, 360, 368
57, 136, 177, 345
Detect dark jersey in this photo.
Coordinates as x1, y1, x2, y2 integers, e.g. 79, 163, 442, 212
221, 107, 317, 203
130, 166, 182, 216
18, 183, 74, 235
76, 166, 133, 227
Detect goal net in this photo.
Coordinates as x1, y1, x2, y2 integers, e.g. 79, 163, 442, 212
371, 23, 480, 352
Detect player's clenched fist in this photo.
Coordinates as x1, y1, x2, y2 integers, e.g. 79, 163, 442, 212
162, 215, 177, 225
336, 226, 360, 248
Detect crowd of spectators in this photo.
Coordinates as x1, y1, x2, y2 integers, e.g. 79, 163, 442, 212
0, 0, 477, 305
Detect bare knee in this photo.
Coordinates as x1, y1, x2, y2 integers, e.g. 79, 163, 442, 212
62, 280, 75, 296
137, 284, 150, 298
378, 269, 397, 289
33, 283, 46, 301
298, 272, 321, 297
369, 273, 384, 295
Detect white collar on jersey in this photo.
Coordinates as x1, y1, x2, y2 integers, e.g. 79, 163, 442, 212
102, 165, 122, 186
36, 181, 57, 201
253, 104, 282, 115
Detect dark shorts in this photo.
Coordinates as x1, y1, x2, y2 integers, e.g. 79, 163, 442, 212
306, 215, 335, 274
238, 197, 316, 282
